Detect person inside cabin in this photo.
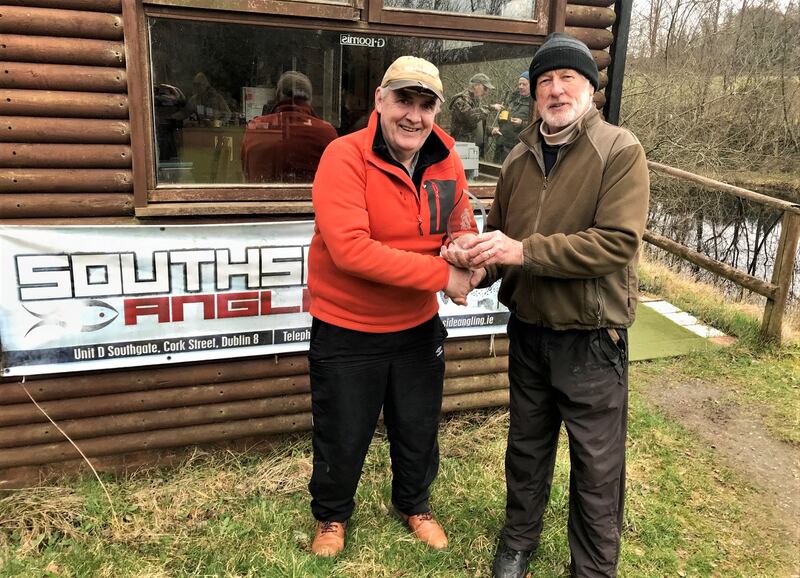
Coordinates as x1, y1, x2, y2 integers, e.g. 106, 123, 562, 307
441, 32, 650, 578
184, 72, 232, 126
490, 71, 532, 164
305, 55, 480, 557
448, 72, 503, 158
240, 71, 338, 183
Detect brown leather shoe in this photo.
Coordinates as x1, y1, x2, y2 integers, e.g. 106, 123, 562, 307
393, 507, 448, 550
311, 520, 346, 556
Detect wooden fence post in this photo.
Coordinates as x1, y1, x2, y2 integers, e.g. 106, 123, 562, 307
761, 212, 800, 343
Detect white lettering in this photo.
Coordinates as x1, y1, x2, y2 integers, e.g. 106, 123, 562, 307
72, 254, 122, 297
16, 255, 72, 300
340, 34, 386, 48
260, 246, 303, 287
171, 249, 215, 292
215, 248, 260, 290
120, 251, 170, 294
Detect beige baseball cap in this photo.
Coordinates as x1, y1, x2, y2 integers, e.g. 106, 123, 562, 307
381, 56, 445, 102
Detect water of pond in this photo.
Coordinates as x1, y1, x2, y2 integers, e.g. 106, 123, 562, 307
647, 183, 799, 303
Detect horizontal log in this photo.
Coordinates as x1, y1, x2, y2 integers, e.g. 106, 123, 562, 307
441, 389, 509, 413
0, 370, 508, 427
0, 89, 128, 118
0, 168, 132, 192
644, 230, 778, 300
0, 339, 510, 404
565, 5, 616, 27
0, 35, 125, 66
0, 143, 131, 168
567, 0, 615, 7
447, 337, 508, 359
0, 192, 132, 217
598, 70, 608, 89
0, 394, 313, 448
0, 356, 311, 404
0, 6, 123, 40
1, 0, 121, 11
565, 26, 614, 50
592, 91, 606, 108
0, 379, 308, 427
0, 387, 512, 468
445, 372, 508, 395
0, 372, 510, 448
1, 374, 311, 410
592, 49, 611, 70
647, 161, 800, 216
446, 355, 508, 378
0, 116, 130, 143
0, 412, 315, 468
135, 201, 316, 217
0, 62, 127, 93
0, 216, 135, 225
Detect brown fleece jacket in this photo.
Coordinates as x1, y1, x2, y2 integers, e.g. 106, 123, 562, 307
483, 106, 650, 330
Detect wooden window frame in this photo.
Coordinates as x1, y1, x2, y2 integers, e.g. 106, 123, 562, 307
367, 0, 550, 36
143, 0, 363, 21
124, 0, 556, 217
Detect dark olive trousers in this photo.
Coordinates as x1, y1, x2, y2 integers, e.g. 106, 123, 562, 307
501, 315, 628, 578
308, 315, 447, 522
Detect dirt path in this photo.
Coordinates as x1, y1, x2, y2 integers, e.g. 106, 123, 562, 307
641, 377, 800, 545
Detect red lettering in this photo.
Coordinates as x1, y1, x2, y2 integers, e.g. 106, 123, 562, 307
259, 290, 300, 314
171, 294, 215, 321
124, 297, 170, 325
217, 291, 259, 318
124, 289, 310, 325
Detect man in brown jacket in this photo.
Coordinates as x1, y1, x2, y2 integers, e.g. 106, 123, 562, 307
442, 33, 649, 578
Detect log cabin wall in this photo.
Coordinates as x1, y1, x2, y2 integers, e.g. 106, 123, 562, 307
0, 337, 510, 487
0, 0, 134, 219
0, 0, 624, 487
564, 0, 617, 111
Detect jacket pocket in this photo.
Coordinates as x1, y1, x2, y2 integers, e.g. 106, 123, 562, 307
583, 278, 603, 326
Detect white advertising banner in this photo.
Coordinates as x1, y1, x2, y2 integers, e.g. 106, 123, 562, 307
0, 222, 508, 377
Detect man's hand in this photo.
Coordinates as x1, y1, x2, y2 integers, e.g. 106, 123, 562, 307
440, 233, 476, 269
510, 117, 522, 125
470, 267, 487, 288
490, 103, 504, 111
491, 127, 502, 137
445, 265, 473, 306
459, 230, 524, 268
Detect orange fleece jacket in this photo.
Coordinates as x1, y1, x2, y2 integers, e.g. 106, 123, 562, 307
308, 111, 476, 332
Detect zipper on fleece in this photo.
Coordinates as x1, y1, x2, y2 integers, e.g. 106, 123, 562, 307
430, 180, 441, 234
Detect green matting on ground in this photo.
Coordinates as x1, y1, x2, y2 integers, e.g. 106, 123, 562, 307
628, 304, 711, 361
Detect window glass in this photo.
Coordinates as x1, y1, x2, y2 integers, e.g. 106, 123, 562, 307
383, 0, 537, 20
149, 18, 537, 187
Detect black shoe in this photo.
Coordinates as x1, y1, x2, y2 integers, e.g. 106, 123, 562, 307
492, 541, 532, 578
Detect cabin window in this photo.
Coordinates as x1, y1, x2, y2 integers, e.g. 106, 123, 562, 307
133, 2, 547, 214
367, 0, 548, 34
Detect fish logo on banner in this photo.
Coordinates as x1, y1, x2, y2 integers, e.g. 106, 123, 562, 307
22, 300, 119, 337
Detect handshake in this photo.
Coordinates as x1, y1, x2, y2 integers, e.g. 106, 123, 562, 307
441, 231, 524, 306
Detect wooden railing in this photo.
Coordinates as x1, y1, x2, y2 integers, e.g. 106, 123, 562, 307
645, 161, 800, 344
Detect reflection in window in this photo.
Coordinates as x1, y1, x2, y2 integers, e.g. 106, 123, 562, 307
149, 19, 537, 186
384, 0, 536, 20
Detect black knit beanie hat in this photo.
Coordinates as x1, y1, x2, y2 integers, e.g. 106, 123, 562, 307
529, 32, 599, 98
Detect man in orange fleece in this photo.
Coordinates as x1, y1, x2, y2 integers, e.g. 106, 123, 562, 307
306, 55, 478, 557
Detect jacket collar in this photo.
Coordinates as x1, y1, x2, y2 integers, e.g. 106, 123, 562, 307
520, 105, 600, 150
271, 99, 319, 117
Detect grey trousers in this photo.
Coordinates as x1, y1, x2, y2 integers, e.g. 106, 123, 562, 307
501, 315, 628, 578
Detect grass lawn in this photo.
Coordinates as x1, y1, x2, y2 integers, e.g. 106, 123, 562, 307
1, 369, 796, 577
